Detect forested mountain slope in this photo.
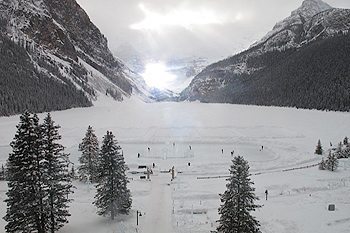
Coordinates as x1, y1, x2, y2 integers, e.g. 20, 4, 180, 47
180, 0, 350, 111
0, 0, 153, 116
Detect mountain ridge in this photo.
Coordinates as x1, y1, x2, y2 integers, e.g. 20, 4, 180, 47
0, 0, 155, 116
179, 0, 350, 112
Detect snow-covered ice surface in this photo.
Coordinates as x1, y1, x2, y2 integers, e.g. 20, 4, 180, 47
1, 99, 350, 233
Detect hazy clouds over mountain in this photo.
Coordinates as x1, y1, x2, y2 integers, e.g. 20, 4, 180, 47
76, 0, 350, 61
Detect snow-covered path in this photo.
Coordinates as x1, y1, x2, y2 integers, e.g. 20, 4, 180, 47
138, 173, 174, 233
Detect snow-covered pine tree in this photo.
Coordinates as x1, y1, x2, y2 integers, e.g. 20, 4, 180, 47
315, 139, 323, 155
0, 164, 5, 180
336, 142, 343, 153
217, 155, 261, 233
319, 158, 326, 170
342, 145, 350, 158
41, 113, 73, 232
93, 131, 132, 220
4, 112, 46, 233
326, 151, 338, 172
78, 125, 99, 183
71, 165, 76, 179
343, 136, 348, 146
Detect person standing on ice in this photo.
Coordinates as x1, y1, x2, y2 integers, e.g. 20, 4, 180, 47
137, 153, 140, 158
189, 145, 192, 150
265, 190, 268, 200
221, 149, 224, 154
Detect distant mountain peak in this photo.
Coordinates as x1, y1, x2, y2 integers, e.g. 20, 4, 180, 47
292, 0, 332, 19
180, 0, 350, 112
252, 0, 334, 49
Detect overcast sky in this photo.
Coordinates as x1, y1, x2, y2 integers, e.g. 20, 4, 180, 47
76, 0, 350, 62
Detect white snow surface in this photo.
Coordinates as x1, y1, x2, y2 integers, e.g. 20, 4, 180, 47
1, 100, 350, 233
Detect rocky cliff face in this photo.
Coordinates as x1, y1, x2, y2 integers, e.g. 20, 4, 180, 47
0, 0, 153, 116
180, 0, 350, 111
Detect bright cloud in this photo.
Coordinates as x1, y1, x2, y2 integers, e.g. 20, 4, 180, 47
141, 62, 177, 89
130, 3, 235, 31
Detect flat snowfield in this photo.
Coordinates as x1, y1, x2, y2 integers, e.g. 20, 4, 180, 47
1, 99, 350, 233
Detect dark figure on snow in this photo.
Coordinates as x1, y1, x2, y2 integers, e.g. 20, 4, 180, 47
173, 142, 175, 147
261, 146, 264, 150
152, 163, 155, 168
265, 190, 268, 200
188, 162, 191, 166
137, 153, 140, 158
221, 149, 224, 154
230, 151, 234, 156
189, 145, 192, 150
148, 147, 150, 152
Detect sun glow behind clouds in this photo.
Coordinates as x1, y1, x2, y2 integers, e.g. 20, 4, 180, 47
130, 3, 229, 31
141, 62, 176, 90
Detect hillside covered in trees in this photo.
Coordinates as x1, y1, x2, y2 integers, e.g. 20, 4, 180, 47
0, 0, 156, 116
0, 34, 92, 116
180, 0, 350, 112
182, 33, 350, 111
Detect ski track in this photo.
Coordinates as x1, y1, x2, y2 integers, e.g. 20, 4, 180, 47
139, 173, 174, 233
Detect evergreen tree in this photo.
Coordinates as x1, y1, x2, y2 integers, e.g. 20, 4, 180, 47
71, 165, 76, 180
93, 131, 132, 220
78, 125, 99, 183
344, 136, 348, 146
4, 112, 45, 232
41, 113, 73, 232
315, 140, 323, 155
342, 146, 350, 159
0, 164, 5, 180
319, 158, 326, 170
326, 151, 338, 172
217, 155, 261, 233
336, 142, 343, 153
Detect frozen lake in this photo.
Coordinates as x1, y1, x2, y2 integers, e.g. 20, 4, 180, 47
1, 99, 350, 233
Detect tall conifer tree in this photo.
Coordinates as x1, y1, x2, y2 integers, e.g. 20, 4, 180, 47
315, 139, 323, 155
41, 113, 72, 232
4, 112, 72, 232
4, 112, 45, 232
78, 125, 99, 183
217, 155, 261, 233
93, 131, 131, 220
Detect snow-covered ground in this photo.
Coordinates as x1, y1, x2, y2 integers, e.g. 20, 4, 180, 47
0, 99, 350, 233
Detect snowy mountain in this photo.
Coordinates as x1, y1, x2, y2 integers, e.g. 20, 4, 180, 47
115, 42, 146, 74
0, 0, 154, 116
165, 57, 208, 93
180, 0, 350, 111
251, 0, 333, 50
115, 42, 208, 93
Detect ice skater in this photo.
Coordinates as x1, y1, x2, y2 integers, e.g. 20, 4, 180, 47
265, 189, 268, 200
137, 153, 140, 158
